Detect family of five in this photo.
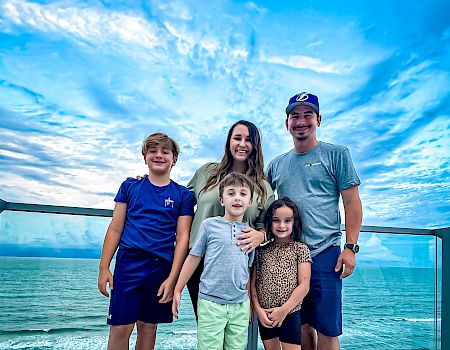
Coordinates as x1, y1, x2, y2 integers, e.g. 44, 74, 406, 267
98, 92, 363, 350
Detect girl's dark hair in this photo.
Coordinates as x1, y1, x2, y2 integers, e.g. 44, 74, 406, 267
201, 120, 267, 207
264, 197, 303, 242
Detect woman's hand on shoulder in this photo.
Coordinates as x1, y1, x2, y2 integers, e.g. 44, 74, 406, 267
236, 228, 265, 254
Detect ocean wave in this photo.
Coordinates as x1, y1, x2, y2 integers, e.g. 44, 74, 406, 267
170, 329, 197, 335
394, 317, 441, 322
0, 334, 198, 350
0, 334, 107, 350
0, 327, 100, 336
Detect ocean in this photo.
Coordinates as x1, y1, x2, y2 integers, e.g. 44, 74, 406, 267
0, 257, 441, 350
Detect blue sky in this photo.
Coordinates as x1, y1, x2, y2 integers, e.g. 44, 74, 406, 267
0, 0, 449, 262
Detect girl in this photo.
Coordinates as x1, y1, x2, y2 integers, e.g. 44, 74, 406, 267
251, 197, 311, 350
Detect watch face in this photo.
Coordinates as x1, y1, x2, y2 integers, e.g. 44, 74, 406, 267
346, 243, 359, 253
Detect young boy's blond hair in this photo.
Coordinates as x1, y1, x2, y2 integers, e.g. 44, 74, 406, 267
141, 132, 180, 162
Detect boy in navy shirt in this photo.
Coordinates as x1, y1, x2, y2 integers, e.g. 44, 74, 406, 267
98, 132, 194, 350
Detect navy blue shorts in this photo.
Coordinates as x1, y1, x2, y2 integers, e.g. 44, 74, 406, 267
301, 245, 342, 337
258, 310, 301, 345
107, 248, 173, 325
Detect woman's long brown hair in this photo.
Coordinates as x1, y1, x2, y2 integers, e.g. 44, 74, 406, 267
201, 120, 267, 206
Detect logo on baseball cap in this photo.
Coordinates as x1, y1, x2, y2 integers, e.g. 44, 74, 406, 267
285, 92, 319, 115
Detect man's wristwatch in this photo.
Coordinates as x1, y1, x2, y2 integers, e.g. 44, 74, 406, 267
344, 243, 359, 253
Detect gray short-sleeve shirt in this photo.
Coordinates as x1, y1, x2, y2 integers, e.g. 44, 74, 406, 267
190, 216, 254, 304
266, 142, 360, 256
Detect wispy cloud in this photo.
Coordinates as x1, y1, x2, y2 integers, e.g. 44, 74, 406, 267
261, 54, 353, 74
2, 0, 165, 51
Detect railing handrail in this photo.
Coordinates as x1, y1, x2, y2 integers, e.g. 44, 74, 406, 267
0, 199, 113, 217
1, 199, 447, 235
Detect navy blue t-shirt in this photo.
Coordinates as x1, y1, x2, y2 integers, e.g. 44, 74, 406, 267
114, 176, 194, 262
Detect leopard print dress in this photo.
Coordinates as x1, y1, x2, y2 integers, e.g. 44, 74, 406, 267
255, 241, 311, 313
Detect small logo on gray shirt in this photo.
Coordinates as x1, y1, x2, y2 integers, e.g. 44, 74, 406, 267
305, 162, 321, 167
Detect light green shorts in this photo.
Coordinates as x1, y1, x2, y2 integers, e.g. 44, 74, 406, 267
197, 298, 250, 350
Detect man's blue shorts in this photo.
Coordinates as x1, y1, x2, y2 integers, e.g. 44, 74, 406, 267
301, 245, 342, 337
107, 248, 173, 326
258, 310, 301, 345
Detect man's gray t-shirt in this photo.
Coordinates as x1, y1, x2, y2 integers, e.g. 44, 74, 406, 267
190, 216, 254, 304
266, 142, 360, 257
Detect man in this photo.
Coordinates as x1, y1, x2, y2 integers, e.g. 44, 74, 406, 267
266, 92, 363, 350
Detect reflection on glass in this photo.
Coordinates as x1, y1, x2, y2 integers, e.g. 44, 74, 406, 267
342, 233, 441, 349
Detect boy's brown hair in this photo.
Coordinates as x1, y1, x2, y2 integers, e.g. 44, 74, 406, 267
219, 172, 254, 200
141, 132, 180, 162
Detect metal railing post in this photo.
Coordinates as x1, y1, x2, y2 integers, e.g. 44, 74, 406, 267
0, 199, 6, 214
247, 315, 258, 350
434, 228, 450, 350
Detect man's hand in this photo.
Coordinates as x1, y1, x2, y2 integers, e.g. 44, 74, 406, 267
236, 228, 265, 254
98, 268, 113, 297
266, 306, 288, 327
158, 277, 175, 303
172, 291, 182, 319
335, 248, 356, 279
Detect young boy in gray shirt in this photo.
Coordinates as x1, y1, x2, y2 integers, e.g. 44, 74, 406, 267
173, 172, 255, 350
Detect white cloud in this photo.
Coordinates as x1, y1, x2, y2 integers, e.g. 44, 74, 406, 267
361, 234, 409, 263
245, 2, 267, 14
261, 54, 353, 74
0, 149, 37, 162
306, 40, 323, 49
232, 49, 249, 58
2, 0, 166, 51
157, 1, 193, 21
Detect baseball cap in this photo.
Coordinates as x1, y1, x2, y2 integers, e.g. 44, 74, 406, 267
285, 92, 319, 115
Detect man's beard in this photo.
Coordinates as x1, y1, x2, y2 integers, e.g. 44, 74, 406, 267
295, 135, 308, 141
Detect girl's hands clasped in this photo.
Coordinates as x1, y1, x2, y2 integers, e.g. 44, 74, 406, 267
266, 306, 288, 327
255, 307, 274, 328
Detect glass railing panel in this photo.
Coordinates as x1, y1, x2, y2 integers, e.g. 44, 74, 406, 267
0, 211, 198, 349
0, 210, 443, 349
341, 232, 441, 349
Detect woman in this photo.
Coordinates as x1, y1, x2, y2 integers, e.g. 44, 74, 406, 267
186, 120, 274, 317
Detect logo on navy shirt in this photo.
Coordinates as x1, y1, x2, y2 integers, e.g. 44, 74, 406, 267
164, 196, 174, 208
